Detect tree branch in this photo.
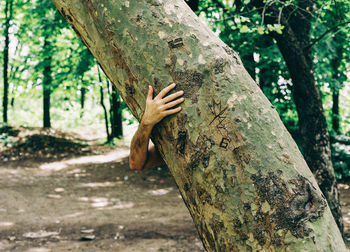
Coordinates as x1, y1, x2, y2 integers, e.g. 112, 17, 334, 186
304, 21, 350, 49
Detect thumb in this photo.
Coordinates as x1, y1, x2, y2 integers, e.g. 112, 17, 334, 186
147, 85, 153, 100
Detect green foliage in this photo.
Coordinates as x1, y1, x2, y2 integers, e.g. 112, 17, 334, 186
0, 0, 129, 137
312, 0, 350, 132
199, 0, 298, 132
331, 134, 350, 181
197, 0, 350, 136
1, 0, 349, 158
0, 133, 16, 148
0, 125, 18, 148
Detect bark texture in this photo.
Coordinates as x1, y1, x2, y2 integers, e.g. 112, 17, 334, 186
51, 0, 346, 251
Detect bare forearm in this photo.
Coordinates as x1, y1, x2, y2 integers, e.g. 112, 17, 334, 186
129, 83, 183, 171
129, 120, 153, 170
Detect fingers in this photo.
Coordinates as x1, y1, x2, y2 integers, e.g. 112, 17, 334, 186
164, 97, 184, 109
147, 85, 153, 100
155, 83, 176, 99
163, 106, 182, 116
162, 90, 184, 104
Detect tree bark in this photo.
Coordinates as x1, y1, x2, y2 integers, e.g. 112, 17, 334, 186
51, 1, 346, 251
43, 39, 52, 128
110, 84, 123, 139
2, 0, 13, 123
100, 85, 110, 141
332, 91, 340, 134
251, 0, 344, 235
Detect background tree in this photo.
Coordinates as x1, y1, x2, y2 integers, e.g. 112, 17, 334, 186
35, 0, 70, 128
312, 0, 350, 134
2, 0, 14, 123
75, 46, 95, 118
97, 65, 111, 141
0, 0, 129, 140
109, 84, 123, 139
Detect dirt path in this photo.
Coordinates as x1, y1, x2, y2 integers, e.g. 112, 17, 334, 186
0, 146, 204, 252
0, 143, 349, 251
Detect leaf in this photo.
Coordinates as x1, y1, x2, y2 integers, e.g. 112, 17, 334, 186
257, 26, 265, 35
239, 25, 249, 33
274, 24, 285, 34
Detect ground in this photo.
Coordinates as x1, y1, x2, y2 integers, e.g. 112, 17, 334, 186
0, 127, 349, 252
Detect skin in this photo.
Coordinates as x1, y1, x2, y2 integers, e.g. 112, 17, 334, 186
129, 83, 184, 171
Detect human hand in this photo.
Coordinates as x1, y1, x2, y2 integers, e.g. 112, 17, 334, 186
141, 83, 184, 127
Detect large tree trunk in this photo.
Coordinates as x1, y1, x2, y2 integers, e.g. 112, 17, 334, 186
251, 0, 344, 234
2, 0, 13, 123
51, 1, 346, 251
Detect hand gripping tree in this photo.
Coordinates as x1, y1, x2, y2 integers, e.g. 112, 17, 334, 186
51, 0, 346, 251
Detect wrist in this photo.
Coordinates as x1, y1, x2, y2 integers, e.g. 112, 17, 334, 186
140, 117, 155, 131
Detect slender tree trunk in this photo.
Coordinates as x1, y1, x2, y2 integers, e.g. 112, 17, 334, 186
332, 91, 340, 134
80, 75, 86, 118
80, 86, 86, 118
330, 41, 344, 135
251, 0, 343, 235
52, 1, 346, 251
100, 85, 110, 141
80, 87, 86, 109
97, 66, 111, 141
43, 39, 52, 128
106, 76, 123, 139
111, 84, 123, 139
10, 97, 14, 107
2, 0, 13, 123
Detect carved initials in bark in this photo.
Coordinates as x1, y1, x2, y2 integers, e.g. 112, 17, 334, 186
168, 37, 184, 49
